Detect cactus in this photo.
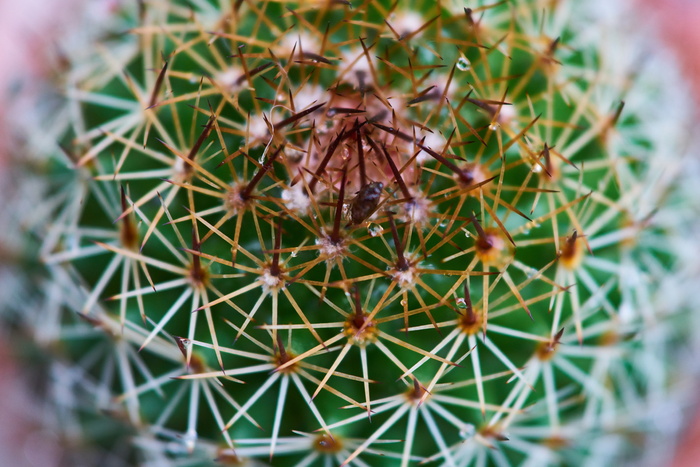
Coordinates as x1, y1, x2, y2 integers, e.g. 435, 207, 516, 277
3, 0, 699, 465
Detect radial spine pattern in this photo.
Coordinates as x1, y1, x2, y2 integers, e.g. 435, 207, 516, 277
3, 0, 700, 466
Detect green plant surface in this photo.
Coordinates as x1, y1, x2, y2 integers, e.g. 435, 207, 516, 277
6, 0, 699, 466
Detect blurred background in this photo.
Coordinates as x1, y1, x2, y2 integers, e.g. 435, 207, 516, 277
0, 0, 698, 465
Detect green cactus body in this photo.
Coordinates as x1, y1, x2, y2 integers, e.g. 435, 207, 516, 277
3, 0, 699, 466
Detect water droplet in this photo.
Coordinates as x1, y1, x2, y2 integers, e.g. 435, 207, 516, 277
525, 267, 537, 279
400, 299, 408, 306
463, 230, 471, 238
489, 122, 500, 131
457, 57, 471, 71
459, 425, 475, 439
531, 164, 543, 173
368, 223, 382, 237
291, 251, 298, 258
456, 298, 467, 308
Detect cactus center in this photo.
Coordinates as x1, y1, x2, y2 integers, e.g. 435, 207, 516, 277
224, 183, 248, 215
479, 425, 509, 442
188, 261, 209, 288
313, 433, 343, 454
274, 347, 298, 374
317, 234, 348, 262
188, 352, 207, 374
560, 232, 584, 270
281, 184, 311, 214
344, 312, 377, 346
475, 228, 513, 267
392, 261, 418, 290
401, 192, 431, 226
405, 378, 430, 404
215, 447, 245, 466
259, 265, 286, 291
542, 435, 570, 450
458, 306, 484, 335
456, 162, 489, 189
536, 339, 560, 361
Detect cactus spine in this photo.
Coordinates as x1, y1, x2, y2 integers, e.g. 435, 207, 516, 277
3, 0, 699, 466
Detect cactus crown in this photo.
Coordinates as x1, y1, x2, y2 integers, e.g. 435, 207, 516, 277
4, 0, 698, 466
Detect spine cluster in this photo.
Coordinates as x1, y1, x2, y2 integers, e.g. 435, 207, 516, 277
4, 1, 698, 466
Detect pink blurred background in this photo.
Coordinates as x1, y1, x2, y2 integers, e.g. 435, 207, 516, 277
1, 0, 699, 465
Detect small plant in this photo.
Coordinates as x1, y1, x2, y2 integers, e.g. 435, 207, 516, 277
3, 0, 699, 466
